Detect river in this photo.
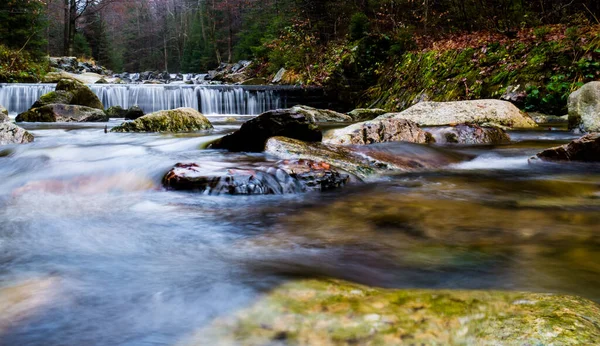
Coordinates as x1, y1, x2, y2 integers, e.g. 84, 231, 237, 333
1, 117, 599, 345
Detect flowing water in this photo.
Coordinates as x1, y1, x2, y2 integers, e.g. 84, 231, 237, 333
0, 84, 287, 115
1, 118, 600, 345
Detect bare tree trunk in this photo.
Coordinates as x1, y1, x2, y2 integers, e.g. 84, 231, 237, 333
63, 0, 70, 55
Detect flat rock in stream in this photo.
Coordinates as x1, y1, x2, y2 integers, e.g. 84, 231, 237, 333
162, 159, 349, 195
265, 136, 447, 180
210, 108, 322, 152
185, 279, 600, 346
0, 122, 34, 145
532, 133, 600, 162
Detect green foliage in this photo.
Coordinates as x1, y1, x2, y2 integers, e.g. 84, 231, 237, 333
0, 45, 48, 83
73, 33, 93, 59
349, 13, 370, 41
0, 0, 47, 58
525, 75, 573, 114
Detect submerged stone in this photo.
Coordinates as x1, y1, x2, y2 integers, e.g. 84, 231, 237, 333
0, 122, 34, 145
323, 118, 432, 145
379, 100, 537, 128
111, 107, 212, 133
185, 279, 600, 345
210, 109, 322, 152
533, 133, 600, 162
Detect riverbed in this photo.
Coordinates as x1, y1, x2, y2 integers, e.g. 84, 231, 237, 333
1, 119, 599, 345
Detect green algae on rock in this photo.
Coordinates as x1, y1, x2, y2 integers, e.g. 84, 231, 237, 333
184, 279, 600, 346
111, 107, 213, 133
378, 100, 537, 128
55, 79, 104, 110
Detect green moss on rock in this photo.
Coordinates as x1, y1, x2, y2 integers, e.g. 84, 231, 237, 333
185, 279, 600, 345
111, 107, 213, 133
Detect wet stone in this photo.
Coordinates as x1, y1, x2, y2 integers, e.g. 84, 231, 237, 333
162, 160, 349, 195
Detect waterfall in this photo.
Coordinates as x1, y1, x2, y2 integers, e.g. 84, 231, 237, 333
0, 84, 54, 115
0, 84, 286, 115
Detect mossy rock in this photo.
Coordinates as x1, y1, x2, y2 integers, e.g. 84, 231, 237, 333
32, 90, 74, 108
105, 106, 127, 118
111, 107, 213, 133
241, 78, 268, 85
0, 105, 8, 122
186, 279, 600, 345
55, 79, 104, 110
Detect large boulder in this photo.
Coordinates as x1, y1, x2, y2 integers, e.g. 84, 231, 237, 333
187, 279, 600, 346
210, 109, 322, 152
0, 122, 34, 145
124, 106, 144, 120
111, 107, 212, 133
265, 137, 453, 180
105, 105, 144, 120
347, 108, 387, 122
16, 104, 108, 122
42, 71, 79, 83
31, 90, 74, 108
55, 79, 104, 110
568, 81, 600, 133
323, 118, 433, 145
427, 124, 511, 145
379, 100, 537, 128
162, 160, 349, 195
532, 133, 600, 162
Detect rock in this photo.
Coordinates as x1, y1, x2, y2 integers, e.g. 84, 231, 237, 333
272, 68, 286, 83
95, 78, 108, 84
48, 56, 78, 72
54, 79, 104, 110
210, 109, 322, 152
162, 160, 349, 195
0, 122, 34, 145
568, 81, 600, 133
0, 105, 8, 122
111, 107, 213, 133
347, 108, 387, 122
323, 118, 432, 145
124, 106, 144, 120
533, 133, 600, 162
500, 84, 527, 107
290, 105, 352, 122
42, 71, 80, 83
188, 279, 600, 346
379, 100, 537, 128
222, 73, 247, 84
265, 137, 446, 179
16, 104, 108, 122
105, 106, 127, 118
32, 91, 74, 108
529, 112, 569, 124
240, 78, 268, 85
427, 124, 511, 144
